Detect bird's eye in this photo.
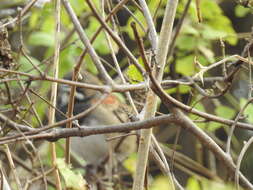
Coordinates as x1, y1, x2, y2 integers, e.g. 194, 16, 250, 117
57, 85, 87, 107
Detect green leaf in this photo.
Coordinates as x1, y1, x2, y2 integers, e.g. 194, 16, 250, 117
31, 82, 51, 126
235, 5, 251, 17
189, 102, 210, 129
206, 122, 221, 132
187, 177, 236, 190
123, 0, 166, 40
195, 0, 238, 45
207, 17, 237, 45
29, 11, 40, 28
123, 153, 137, 175
215, 106, 236, 119
165, 85, 191, 95
186, 177, 201, 190
181, 24, 199, 36
19, 56, 41, 75
55, 140, 66, 158
56, 158, 87, 190
240, 98, 253, 123
201, 178, 236, 190
176, 55, 195, 76
28, 3, 54, 31
124, 11, 146, 40
127, 64, 144, 83
84, 54, 98, 75
86, 18, 114, 54
41, 15, 55, 33
28, 32, 55, 47
188, 100, 222, 131
176, 35, 197, 51
200, 0, 222, 20
61, 8, 71, 27
69, 0, 87, 15
201, 25, 227, 40
150, 176, 174, 190
59, 45, 82, 77
82, 0, 99, 12
179, 85, 191, 94
177, 0, 196, 20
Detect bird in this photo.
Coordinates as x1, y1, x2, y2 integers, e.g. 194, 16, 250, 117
56, 71, 137, 166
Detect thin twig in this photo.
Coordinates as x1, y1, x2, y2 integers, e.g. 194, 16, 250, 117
193, 55, 253, 81
0, 0, 39, 29
186, 76, 231, 98
24, 168, 55, 190
235, 136, 253, 190
0, 112, 34, 131
143, 54, 253, 189
196, 0, 202, 23
167, 0, 192, 59
0, 167, 12, 190
0, 68, 228, 92
62, 0, 113, 84
20, 47, 44, 76
132, 0, 178, 189
4, 144, 22, 190
48, 0, 62, 189
138, 0, 158, 51
226, 98, 253, 156
85, 0, 145, 76
0, 93, 110, 143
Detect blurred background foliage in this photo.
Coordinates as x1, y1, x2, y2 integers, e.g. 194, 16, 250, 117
1, 0, 253, 189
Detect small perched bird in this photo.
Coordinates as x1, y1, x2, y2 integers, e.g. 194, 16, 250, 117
56, 71, 136, 166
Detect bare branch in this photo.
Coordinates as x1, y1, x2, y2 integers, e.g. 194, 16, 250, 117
0, 114, 175, 144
